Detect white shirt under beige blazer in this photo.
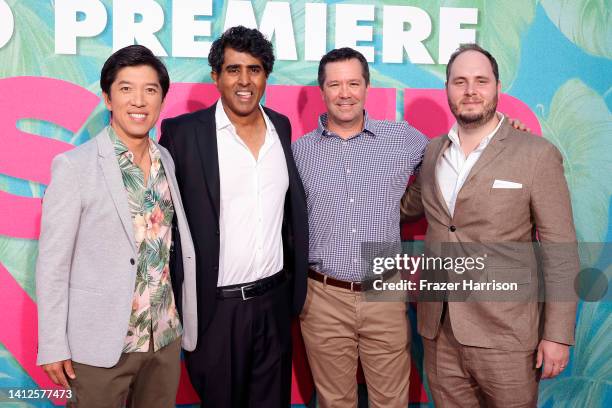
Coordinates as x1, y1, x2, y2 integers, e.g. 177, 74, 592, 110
401, 119, 578, 351
36, 129, 198, 367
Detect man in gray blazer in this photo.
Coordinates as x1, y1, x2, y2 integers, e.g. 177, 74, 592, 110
36, 45, 197, 407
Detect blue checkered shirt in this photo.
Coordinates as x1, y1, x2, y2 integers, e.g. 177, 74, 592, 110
292, 112, 429, 281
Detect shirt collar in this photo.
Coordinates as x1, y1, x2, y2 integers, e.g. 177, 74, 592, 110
447, 112, 505, 149
316, 110, 376, 140
108, 125, 128, 156
107, 125, 159, 163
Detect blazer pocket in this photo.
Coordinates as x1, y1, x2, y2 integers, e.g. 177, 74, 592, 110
68, 284, 104, 295
488, 186, 526, 198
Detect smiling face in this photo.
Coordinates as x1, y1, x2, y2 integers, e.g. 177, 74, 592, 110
211, 47, 267, 121
446, 50, 501, 129
103, 65, 163, 141
320, 58, 368, 135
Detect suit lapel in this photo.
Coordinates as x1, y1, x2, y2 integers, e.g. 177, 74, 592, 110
432, 136, 453, 218
154, 140, 185, 222
97, 129, 137, 252
461, 120, 509, 187
195, 104, 221, 224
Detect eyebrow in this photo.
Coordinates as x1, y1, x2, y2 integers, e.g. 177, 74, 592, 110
116, 80, 160, 88
326, 78, 363, 84
452, 75, 491, 80
224, 64, 263, 70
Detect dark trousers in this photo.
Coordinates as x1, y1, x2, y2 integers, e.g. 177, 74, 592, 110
185, 279, 292, 408
68, 337, 181, 408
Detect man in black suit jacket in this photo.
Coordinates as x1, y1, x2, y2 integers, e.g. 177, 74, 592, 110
159, 26, 308, 407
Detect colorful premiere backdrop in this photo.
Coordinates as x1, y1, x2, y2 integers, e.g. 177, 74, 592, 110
0, 0, 610, 407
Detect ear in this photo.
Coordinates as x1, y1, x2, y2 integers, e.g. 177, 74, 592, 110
103, 92, 112, 111
211, 71, 219, 86
496, 80, 502, 99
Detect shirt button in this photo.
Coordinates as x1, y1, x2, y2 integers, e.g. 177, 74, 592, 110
130, 258, 135, 265
449, 225, 457, 232
349, 198, 354, 203
353, 258, 358, 263
351, 228, 356, 233
346, 169, 351, 174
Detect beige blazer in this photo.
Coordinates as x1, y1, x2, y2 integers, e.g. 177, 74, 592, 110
401, 120, 578, 351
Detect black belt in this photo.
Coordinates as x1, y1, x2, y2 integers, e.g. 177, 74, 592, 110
308, 268, 398, 292
216, 270, 287, 300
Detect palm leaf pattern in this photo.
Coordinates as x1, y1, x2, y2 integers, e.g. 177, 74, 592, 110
105, 127, 182, 353
541, 0, 611, 59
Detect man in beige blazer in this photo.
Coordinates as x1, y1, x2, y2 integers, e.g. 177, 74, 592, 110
401, 44, 578, 407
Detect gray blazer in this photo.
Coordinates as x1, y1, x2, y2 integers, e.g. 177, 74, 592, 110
36, 128, 197, 367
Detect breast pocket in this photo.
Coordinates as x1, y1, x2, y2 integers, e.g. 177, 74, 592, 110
489, 185, 527, 213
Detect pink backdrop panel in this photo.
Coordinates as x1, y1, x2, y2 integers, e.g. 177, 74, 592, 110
0, 77, 99, 185
266, 85, 397, 141
0, 77, 99, 239
156, 83, 220, 138
0, 262, 69, 405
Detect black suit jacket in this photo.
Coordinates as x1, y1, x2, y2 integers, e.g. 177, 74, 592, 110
159, 103, 308, 344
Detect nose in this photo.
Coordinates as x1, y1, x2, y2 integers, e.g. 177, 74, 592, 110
464, 81, 476, 95
238, 69, 250, 86
339, 83, 350, 98
131, 89, 146, 107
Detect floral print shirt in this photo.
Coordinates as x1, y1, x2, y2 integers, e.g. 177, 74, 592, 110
108, 127, 182, 353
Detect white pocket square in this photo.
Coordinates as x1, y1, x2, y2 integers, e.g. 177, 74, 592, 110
492, 179, 522, 189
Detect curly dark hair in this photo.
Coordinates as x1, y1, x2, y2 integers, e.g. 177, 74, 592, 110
208, 26, 275, 76
100, 45, 170, 100
317, 47, 370, 89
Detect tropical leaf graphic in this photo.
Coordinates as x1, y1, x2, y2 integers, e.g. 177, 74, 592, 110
0, 1, 92, 84
539, 290, 612, 407
536, 79, 612, 264
541, 0, 612, 59
0, 237, 38, 299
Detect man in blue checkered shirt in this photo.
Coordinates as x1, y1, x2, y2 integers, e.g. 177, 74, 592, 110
292, 47, 428, 408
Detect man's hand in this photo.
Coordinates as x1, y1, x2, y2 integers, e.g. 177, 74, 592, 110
536, 339, 569, 379
505, 115, 531, 133
42, 359, 76, 388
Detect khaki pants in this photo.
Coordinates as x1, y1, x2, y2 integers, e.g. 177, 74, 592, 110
300, 278, 411, 408
68, 337, 181, 408
423, 313, 539, 407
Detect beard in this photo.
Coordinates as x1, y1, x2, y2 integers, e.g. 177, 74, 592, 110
448, 94, 498, 129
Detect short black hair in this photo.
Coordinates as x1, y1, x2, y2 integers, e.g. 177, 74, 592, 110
100, 45, 170, 100
446, 43, 499, 83
318, 47, 370, 88
208, 26, 275, 76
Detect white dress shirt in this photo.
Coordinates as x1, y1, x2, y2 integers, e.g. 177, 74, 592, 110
436, 113, 504, 216
215, 101, 289, 286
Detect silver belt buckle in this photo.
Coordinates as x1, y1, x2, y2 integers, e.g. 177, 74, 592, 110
241, 284, 255, 300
